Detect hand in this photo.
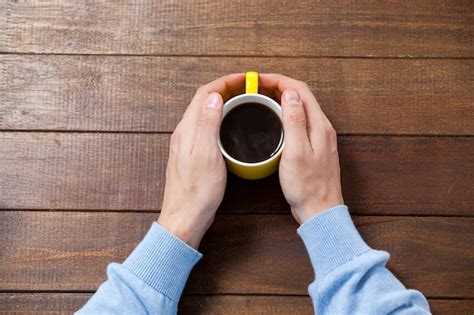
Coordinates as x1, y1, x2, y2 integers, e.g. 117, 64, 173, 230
260, 74, 344, 224
158, 74, 245, 248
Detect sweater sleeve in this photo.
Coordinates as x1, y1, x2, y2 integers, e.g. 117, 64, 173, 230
76, 222, 202, 315
297, 205, 430, 315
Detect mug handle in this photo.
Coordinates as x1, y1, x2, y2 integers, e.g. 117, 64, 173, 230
246, 71, 258, 94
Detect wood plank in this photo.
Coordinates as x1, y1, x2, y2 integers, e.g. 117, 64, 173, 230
0, 0, 471, 57
179, 295, 313, 314
0, 293, 89, 315
0, 133, 472, 215
0, 212, 473, 297
0, 294, 472, 315
428, 299, 474, 315
1, 55, 473, 135
181, 297, 474, 315
0, 294, 310, 314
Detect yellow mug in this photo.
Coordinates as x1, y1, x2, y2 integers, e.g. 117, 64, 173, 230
218, 72, 284, 180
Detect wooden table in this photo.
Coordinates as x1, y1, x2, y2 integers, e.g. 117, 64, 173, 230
0, 1, 473, 314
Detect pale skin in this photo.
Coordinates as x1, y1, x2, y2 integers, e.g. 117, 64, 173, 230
158, 73, 343, 249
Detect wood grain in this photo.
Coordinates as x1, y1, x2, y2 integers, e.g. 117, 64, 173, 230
1, 0, 472, 312
1, 212, 473, 297
178, 295, 314, 314
428, 299, 474, 315
0, 293, 89, 315
0, 133, 472, 215
0, 0, 471, 57
180, 296, 474, 315
1, 55, 473, 135
1, 293, 472, 315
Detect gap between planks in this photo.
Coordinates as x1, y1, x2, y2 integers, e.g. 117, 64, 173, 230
0, 209, 473, 218
0, 290, 473, 300
0, 52, 474, 60
0, 130, 473, 138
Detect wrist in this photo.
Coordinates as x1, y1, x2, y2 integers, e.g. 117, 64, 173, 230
294, 196, 344, 224
157, 210, 213, 249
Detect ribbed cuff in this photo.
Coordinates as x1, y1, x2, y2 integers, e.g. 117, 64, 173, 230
297, 205, 370, 277
123, 222, 202, 302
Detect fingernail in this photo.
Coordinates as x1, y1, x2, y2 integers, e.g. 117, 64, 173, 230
284, 89, 300, 105
205, 93, 220, 108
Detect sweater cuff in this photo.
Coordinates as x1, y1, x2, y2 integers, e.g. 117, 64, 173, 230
297, 205, 370, 277
123, 222, 202, 302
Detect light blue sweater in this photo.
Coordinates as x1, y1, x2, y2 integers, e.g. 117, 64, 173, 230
77, 205, 430, 314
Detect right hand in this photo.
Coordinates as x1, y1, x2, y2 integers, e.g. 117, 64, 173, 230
158, 74, 245, 248
260, 74, 344, 224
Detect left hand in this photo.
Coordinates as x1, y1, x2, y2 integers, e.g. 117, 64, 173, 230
259, 74, 344, 224
158, 74, 245, 249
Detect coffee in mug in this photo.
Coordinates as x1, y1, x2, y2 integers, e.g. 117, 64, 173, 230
218, 72, 284, 180
220, 102, 283, 163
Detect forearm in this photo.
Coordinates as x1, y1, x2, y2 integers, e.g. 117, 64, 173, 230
76, 223, 201, 315
298, 205, 430, 314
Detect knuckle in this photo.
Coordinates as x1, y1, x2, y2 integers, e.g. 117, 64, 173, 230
170, 130, 179, 146
170, 143, 179, 156
187, 183, 198, 194
285, 149, 308, 165
288, 109, 306, 126
291, 155, 309, 169
197, 112, 217, 128
325, 122, 335, 134
327, 127, 339, 152
297, 81, 310, 90
169, 131, 181, 155
325, 122, 337, 139
197, 84, 209, 94
312, 148, 324, 160
197, 108, 219, 128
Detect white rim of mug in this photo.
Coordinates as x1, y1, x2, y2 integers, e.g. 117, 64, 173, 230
218, 94, 285, 167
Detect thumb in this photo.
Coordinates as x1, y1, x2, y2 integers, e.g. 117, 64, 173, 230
195, 92, 224, 146
281, 89, 311, 154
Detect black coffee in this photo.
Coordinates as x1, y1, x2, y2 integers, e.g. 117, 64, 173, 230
220, 103, 283, 163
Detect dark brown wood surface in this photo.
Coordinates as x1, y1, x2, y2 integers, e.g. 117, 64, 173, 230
1, 294, 472, 315
0, 133, 472, 214
1, 56, 473, 135
1, 0, 472, 313
1, 211, 473, 297
1, 0, 471, 57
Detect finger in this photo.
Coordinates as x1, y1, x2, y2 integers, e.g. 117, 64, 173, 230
182, 73, 245, 124
192, 92, 224, 154
260, 73, 328, 148
179, 73, 244, 153
260, 73, 322, 114
281, 89, 312, 155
